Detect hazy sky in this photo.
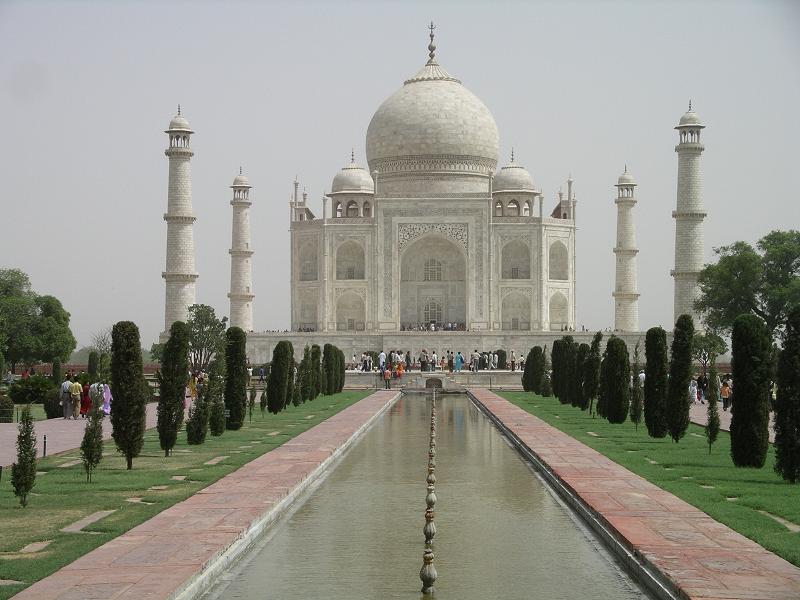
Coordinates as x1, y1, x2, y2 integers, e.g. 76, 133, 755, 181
1, 0, 798, 348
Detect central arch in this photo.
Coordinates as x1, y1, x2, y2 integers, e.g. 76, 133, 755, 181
400, 234, 466, 328
336, 292, 365, 331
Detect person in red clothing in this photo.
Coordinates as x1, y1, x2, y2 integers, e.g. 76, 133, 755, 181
80, 381, 91, 418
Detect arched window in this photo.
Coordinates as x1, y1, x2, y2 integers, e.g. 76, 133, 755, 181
549, 292, 568, 330
424, 259, 442, 281
335, 241, 365, 280
502, 292, 531, 330
523, 201, 531, 217
346, 200, 359, 217
494, 201, 503, 217
549, 241, 568, 280
298, 241, 318, 281
362, 201, 371, 217
423, 298, 442, 323
335, 202, 343, 218
501, 240, 530, 279
507, 200, 520, 217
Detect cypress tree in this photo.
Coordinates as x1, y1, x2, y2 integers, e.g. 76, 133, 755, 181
284, 343, 296, 410
523, 347, 541, 393
267, 341, 290, 413
249, 386, 256, 422
644, 327, 669, 438
51, 357, 61, 385
110, 321, 146, 470
301, 346, 314, 402
563, 339, 578, 406
706, 361, 721, 454
730, 314, 771, 467
88, 351, 99, 380
576, 343, 590, 410
0, 349, 4, 380
338, 347, 346, 392
11, 404, 36, 507
551, 339, 562, 400
80, 390, 104, 482
156, 321, 189, 456
600, 336, 630, 424
311, 344, 322, 398
666, 315, 694, 443
532, 346, 545, 394
186, 381, 211, 444
223, 327, 247, 429
584, 332, 602, 416
774, 305, 800, 482
322, 344, 335, 395
209, 389, 226, 436
629, 342, 643, 430
541, 345, 553, 397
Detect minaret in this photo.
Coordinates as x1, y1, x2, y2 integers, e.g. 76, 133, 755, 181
613, 167, 640, 331
228, 168, 255, 331
162, 106, 198, 335
671, 102, 706, 325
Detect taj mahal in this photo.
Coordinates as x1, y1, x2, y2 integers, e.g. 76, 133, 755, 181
159, 25, 707, 363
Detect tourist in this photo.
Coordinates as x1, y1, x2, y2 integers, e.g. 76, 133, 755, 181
420, 349, 428, 372
471, 350, 479, 372
352, 354, 357, 370
102, 383, 112, 415
378, 350, 386, 373
80, 379, 91, 418
431, 351, 438, 372
689, 379, 699, 405
69, 376, 83, 419
247, 366, 253, 386
721, 378, 731, 411
697, 372, 708, 404
492, 352, 498, 370
259, 366, 265, 382
447, 351, 453, 372
455, 351, 463, 372
638, 369, 645, 386
383, 366, 391, 389
60, 374, 72, 419
510, 350, 516, 372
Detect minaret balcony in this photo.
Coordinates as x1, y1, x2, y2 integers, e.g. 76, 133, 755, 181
228, 292, 255, 301
671, 210, 707, 219
228, 249, 255, 257
162, 272, 199, 282
674, 142, 704, 152
163, 213, 197, 223
165, 147, 194, 158
612, 247, 639, 255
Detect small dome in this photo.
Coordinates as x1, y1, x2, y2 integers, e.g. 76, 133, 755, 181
232, 172, 250, 187
493, 153, 534, 193
331, 157, 374, 194
617, 168, 635, 185
168, 113, 192, 132
677, 108, 703, 128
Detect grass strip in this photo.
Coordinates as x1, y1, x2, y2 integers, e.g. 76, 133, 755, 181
0, 390, 371, 599
499, 392, 800, 567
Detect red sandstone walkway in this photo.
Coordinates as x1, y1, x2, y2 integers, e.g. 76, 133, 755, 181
468, 388, 800, 600
11, 390, 399, 600
0, 404, 159, 467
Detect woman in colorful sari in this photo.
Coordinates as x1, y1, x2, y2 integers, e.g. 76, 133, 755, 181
101, 383, 112, 415
80, 381, 92, 418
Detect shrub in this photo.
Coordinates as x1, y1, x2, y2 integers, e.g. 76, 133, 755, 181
551, 339, 562, 400
774, 305, 800, 482
576, 343, 590, 410
43, 388, 63, 419
495, 349, 507, 370
284, 342, 296, 410
157, 321, 189, 456
267, 341, 291, 414
322, 344, 335, 395
731, 314, 772, 467
337, 347, 345, 392
629, 342, 643, 429
666, 315, 694, 443
9, 375, 54, 405
209, 389, 226, 436
249, 386, 256, 422
523, 347, 541, 393
644, 327, 669, 438
11, 404, 36, 507
0, 393, 13, 423
88, 351, 99, 379
541, 345, 553, 397
224, 327, 247, 430
110, 321, 147, 470
563, 339, 578, 407
51, 357, 61, 385
310, 344, 322, 398
583, 332, 602, 416
600, 336, 630, 424
706, 362, 721, 454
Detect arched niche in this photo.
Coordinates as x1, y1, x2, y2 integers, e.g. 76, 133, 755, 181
506, 200, 520, 216
363, 201, 372, 217
336, 292, 365, 331
501, 240, 530, 279
549, 292, 568, 331
502, 292, 531, 330
336, 241, 365, 280
400, 234, 466, 327
298, 240, 318, 281
346, 200, 359, 217
549, 240, 569, 280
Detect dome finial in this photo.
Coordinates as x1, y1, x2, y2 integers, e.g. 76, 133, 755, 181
177, 104, 181, 115
510, 147, 515, 163
239, 166, 243, 175
624, 164, 628, 173
351, 148, 355, 164
427, 21, 437, 63
688, 99, 692, 111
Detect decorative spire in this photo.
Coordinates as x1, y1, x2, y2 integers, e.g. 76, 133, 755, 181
624, 164, 628, 173
239, 166, 243, 175
427, 21, 437, 64
351, 148, 355, 164
510, 147, 515, 164
688, 99, 692, 111
177, 104, 181, 115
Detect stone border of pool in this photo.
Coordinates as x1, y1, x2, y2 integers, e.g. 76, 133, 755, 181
11, 390, 401, 600
468, 388, 800, 600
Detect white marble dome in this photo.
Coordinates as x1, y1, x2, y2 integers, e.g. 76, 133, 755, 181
232, 173, 250, 187
617, 169, 635, 185
331, 159, 374, 194
678, 109, 703, 127
493, 155, 534, 192
168, 113, 192, 132
366, 59, 499, 173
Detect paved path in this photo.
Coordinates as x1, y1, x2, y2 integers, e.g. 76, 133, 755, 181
0, 404, 159, 467
468, 388, 800, 600
11, 390, 399, 600
689, 401, 776, 443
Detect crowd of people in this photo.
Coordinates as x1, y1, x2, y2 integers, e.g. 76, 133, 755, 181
58, 372, 112, 420
400, 322, 467, 332
350, 348, 525, 375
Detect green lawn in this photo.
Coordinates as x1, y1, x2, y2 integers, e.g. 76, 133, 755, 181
0, 390, 371, 599
7, 404, 48, 422
499, 392, 800, 567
